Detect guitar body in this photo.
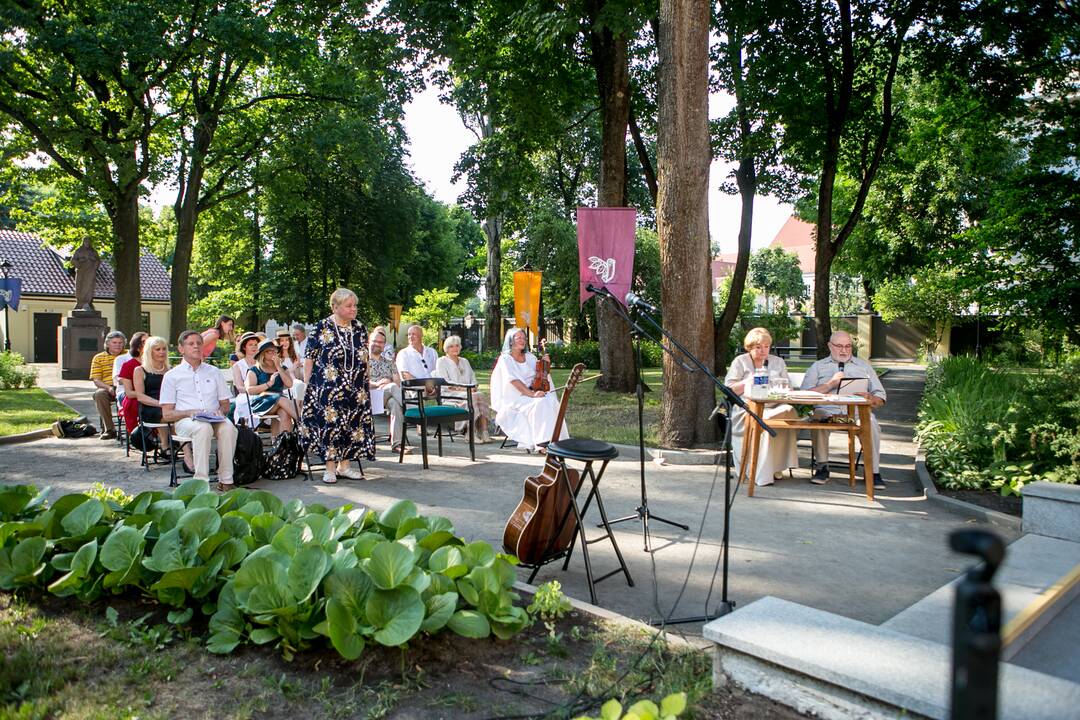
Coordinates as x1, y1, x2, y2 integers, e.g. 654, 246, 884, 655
503, 461, 582, 565
502, 363, 587, 564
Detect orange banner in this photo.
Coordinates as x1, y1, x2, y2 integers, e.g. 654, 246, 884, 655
513, 271, 542, 337
388, 304, 403, 332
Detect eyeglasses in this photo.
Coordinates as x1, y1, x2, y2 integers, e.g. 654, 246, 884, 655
829, 343, 853, 350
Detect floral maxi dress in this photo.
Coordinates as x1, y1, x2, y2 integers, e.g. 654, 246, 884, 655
301, 317, 376, 462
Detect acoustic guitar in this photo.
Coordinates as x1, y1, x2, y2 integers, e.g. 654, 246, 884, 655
502, 363, 586, 565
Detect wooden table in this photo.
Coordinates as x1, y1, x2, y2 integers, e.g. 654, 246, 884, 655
740, 395, 877, 501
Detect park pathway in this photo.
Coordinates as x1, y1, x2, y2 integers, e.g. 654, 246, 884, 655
2, 362, 1012, 636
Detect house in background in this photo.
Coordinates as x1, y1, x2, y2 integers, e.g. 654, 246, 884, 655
768, 216, 816, 300
0, 229, 171, 362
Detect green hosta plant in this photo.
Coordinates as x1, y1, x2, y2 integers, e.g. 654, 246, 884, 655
0, 484, 529, 662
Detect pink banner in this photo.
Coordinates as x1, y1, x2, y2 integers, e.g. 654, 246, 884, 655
578, 207, 636, 306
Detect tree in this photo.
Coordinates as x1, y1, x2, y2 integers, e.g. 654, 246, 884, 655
748, 247, 805, 313
656, 0, 715, 446
874, 268, 970, 353
0, 0, 209, 333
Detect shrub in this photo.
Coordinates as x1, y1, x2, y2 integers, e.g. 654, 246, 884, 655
0, 351, 39, 389
916, 356, 1080, 493
0, 482, 528, 661
548, 341, 601, 369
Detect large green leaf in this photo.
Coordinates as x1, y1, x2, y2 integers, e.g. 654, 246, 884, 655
221, 515, 251, 539
395, 516, 428, 539
420, 591, 458, 633
249, 626, 280, 645
173, 477, 210, 500
447, 609, 491, 639
187, 492, 220, 510
46, 539, 97, 596
271, 524, 305, 557
207, 582, 245, 653
323, 567, 373, 615
141, 528, 197, 573
0, 520, 43, 547
151, 566, 207, 593
366, 587, 424, 647
377, 500, 417, 534
11, 535, 47, 582
101, 526, 146, 571
177, 507, 222, 539
461, 541, 496, 569
298, 514, 332, 546
233, 554, 288, 604
210, 538, 249, 570
424, 515, 454, 534
0, 485, 37, 517
60, 497, 105, 537
325, 596, 365, 660
244, 582, 294, 615
250, 513, 285, 546
288, 545, 330, 604
247, 491, 284, 518
198, 531, 231, 561
352, 532, 385, 560
363, 541, 416, 590
418, 531, 458, 552
428, 546, 468, 579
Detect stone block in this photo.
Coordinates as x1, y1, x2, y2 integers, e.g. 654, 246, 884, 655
1023, 481, 1080, 542
60, 312, 107, 380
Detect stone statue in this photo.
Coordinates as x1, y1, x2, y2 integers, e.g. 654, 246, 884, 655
71, 237, 100, 311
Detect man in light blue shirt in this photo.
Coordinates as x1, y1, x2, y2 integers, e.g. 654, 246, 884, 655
800, 331, 887, 489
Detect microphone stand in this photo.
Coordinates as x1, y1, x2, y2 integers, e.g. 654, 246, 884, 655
588, 285, 691, 552
630, 304, 774, 626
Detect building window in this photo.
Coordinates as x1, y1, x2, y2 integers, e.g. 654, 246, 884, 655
141, 312, 151, 333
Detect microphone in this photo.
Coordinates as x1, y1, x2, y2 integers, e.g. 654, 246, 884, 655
625, 292, 659, 313
838, 361, 845, 373
763, 359, 769, 369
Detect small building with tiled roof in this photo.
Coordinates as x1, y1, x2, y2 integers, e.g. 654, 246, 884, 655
769, 216, 817, 302
0, 229, 172, 362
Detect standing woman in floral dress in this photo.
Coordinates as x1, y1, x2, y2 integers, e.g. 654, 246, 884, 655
302, 288, 376, 484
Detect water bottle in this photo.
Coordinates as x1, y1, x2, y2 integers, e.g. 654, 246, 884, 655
751, 365, 770, 400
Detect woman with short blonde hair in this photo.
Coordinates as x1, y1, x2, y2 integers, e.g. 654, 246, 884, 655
724, 326, 798, 488
435, 335, 494, 443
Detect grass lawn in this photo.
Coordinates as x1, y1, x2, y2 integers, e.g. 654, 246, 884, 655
0, 388, 79, 437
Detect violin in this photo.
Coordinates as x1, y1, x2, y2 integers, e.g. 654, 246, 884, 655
530, 338, 551, 392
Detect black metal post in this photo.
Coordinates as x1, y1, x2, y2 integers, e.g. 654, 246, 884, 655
949, 529, 1005, 720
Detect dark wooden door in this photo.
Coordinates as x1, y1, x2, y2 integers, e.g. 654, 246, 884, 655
33, 312, 61, 362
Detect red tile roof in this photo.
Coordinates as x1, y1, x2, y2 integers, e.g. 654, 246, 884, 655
0, 229, 171, 302
769, 217, 817, 273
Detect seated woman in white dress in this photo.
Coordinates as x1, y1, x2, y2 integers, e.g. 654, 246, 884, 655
725, 327, 798, 487
434, 334, 494, 443
489, 327, 568, 452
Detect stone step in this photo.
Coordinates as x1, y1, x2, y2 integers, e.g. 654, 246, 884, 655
882, 533, 1080, 660
704, 596, 1080, 720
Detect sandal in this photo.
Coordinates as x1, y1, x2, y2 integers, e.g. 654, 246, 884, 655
321, 470, 338, 485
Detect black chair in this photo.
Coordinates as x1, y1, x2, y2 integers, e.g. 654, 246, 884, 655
399, 378, 475, 469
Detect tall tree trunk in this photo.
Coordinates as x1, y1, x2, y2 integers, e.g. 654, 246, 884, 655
587, 0, 635, 393
483, 215, 503, 350
170, 136, 206, 343
657, 0, 715, 446
714, 13, 756, 370
108, 188, 143, 336
250, 187, 262, 331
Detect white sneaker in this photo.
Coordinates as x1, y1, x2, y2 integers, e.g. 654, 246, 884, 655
321, 470, 338, 484
337, 466, 364, 480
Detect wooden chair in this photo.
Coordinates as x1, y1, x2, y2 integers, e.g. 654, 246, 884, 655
399, 378, 475, 469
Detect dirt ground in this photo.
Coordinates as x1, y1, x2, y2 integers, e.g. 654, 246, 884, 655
0, 590, 808, 719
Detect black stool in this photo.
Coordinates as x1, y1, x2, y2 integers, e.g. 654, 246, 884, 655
525, 438, 634, 604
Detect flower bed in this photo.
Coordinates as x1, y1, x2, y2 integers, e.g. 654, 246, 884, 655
916, 356, 1080, 498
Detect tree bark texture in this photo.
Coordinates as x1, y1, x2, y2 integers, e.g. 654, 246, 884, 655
108, 188, 143, 336
587, 0, 636, 393
657, 0, 715, 447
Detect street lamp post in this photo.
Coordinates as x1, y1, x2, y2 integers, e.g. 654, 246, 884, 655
0, 258, 12, 352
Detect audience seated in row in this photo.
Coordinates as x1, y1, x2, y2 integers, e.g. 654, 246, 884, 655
89, 330, 128, 440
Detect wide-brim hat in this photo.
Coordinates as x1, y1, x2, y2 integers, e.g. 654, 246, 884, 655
237, 331, 259, 347
275, 328, 291, 338
254, 338, 280, 358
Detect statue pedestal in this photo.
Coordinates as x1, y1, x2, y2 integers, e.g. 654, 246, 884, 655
61, 310, 108, 380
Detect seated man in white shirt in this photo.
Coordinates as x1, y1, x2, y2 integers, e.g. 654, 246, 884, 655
160, 330, 239, 491
800, 330, 887, 490
394, 324, 438, 381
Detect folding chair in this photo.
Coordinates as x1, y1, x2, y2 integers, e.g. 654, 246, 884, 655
399, 378, 476, 469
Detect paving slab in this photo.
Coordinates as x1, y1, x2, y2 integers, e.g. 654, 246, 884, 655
0, 364, 1017, 637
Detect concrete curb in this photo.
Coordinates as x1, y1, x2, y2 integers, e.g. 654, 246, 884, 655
0, 410, 88, 447
914, 447, 1021, 532
513, 579, 707, 651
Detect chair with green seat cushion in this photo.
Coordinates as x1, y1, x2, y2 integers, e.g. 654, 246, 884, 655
399, 377, 476, 469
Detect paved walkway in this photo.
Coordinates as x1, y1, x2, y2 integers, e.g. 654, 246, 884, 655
1, 364, 1014, 637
